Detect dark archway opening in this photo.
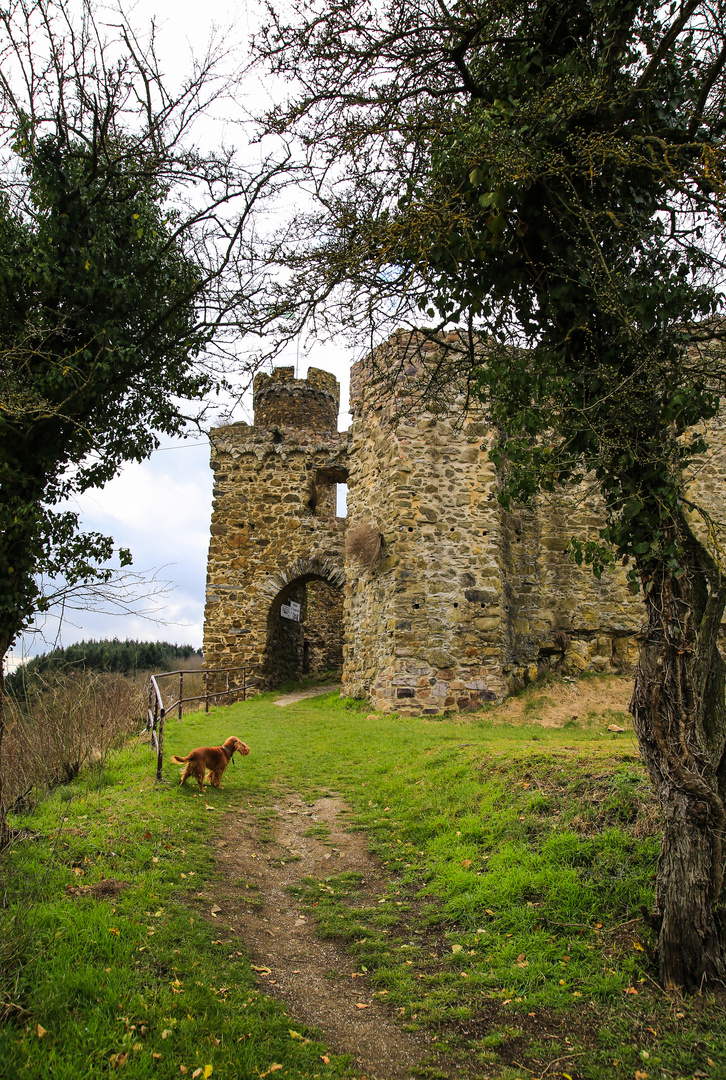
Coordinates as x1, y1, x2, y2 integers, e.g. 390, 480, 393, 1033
262, 574, 344, 688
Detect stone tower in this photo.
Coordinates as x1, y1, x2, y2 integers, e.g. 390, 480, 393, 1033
202, 367, 348, 687
341, 333, 643, 712
203, 334, 726, 714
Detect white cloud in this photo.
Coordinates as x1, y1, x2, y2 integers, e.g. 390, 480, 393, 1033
16, 0, 358, 659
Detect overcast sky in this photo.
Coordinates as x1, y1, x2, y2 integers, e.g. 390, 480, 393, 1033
13, 0, 354, 663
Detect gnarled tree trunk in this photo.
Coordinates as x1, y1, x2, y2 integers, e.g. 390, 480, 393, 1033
0, 640, 9, 852
630, 529, 726, 988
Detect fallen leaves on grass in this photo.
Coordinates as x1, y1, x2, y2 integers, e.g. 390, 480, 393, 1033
36, 1024, 47, 1038
109, 1052, 129, 1068
258, 1065, 282, 1078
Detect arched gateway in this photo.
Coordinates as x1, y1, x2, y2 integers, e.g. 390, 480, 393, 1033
202, 367, 347, 690
261, 558, 346, 685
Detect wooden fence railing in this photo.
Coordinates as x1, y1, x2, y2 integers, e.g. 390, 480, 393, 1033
147, 667, 255, 781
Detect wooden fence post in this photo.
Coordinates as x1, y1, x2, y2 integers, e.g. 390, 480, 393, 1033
156, 708, 166, 781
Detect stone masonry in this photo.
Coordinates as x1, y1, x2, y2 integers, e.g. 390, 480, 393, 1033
203, 366, 347, 689
203, 333, 726, 715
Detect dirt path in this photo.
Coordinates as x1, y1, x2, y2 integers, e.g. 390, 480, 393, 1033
208, 792, 442, 1080
273, 685, 341, 708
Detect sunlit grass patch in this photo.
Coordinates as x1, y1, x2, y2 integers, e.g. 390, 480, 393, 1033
2, 674, 725, 1080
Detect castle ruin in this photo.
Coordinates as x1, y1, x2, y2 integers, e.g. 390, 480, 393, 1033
202, 332, 726, 714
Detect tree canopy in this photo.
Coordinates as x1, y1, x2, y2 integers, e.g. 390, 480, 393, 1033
253, 0, 726, 988
0, 0, 282, 659
5, 639, 201, 697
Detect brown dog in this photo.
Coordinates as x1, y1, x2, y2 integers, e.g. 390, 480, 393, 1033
171, 736, 250, 793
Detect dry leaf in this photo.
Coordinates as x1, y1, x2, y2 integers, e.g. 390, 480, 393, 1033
634, 1072, 649, 1080
162, 1029, 173, 1040
517, 953, 526, 963
259, 1065, 282, 1078
210, 905, 222, 917
251, 965, 272, 975
624, 986, 638, 995
607, 724, 625, 732
320, 1056, 330, 1065
461, 859, 472, 869
355, 1003, 371, 1009
204, 804, 215, 811
108, 927, 120, 936
109, 1052, 129, 1068
451, 944, 463, 954
180, 1069, 188, 1076
132, 1043, 143, 1052
36, 1024, 47, 1038
152, 1053, 163, 1060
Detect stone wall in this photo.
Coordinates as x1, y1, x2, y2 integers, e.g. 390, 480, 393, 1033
203, 367, 347, 689
342, 331, 644, 712
203, 336, 726, 715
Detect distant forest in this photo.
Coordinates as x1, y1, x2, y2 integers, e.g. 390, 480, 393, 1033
6, 639, 203, 694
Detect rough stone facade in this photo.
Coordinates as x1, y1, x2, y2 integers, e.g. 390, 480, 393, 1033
203, 334, 726, 714
203, 366, 348, 689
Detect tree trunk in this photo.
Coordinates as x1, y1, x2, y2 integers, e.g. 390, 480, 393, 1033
0, 645, 9, 852
630, 541, 726, 989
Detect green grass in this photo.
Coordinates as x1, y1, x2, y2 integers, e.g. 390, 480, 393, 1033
1, 678, 725, 1079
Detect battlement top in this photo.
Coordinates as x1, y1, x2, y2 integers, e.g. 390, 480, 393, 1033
253, 366, 340, 432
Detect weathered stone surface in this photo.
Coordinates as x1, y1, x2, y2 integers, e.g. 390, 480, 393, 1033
202, 371, 347, 689
203, 330, 726, 715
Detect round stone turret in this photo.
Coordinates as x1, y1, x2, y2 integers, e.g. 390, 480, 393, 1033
253, 366, 340, 432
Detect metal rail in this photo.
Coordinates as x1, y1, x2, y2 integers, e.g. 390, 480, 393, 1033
146, 667, 255, 781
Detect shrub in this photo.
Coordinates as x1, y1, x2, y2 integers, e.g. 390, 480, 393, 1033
345, 522, 383, 569
1, 671, 147, 813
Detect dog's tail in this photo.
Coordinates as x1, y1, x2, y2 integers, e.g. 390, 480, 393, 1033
171, 754, 190, 764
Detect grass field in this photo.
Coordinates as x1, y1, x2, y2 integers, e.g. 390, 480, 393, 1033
1, 674, 724, 1079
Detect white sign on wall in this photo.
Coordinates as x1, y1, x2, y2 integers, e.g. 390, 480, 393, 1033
280, 601, 301, 621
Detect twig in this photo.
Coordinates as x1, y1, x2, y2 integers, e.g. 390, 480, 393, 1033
540, 1051, 588, 1077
